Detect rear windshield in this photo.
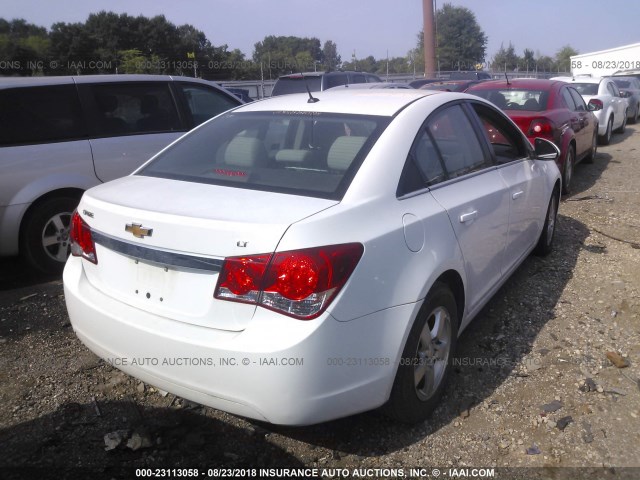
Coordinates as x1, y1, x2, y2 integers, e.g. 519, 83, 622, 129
470, 89, 549, 111
139, 111, 390, 200
571, 83, 599, 96
271, 77, 322, 96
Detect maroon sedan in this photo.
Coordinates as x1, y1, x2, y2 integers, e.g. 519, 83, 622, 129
467, 79, 598, 194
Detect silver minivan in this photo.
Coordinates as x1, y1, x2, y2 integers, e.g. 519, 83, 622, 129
0, 74, 242, 273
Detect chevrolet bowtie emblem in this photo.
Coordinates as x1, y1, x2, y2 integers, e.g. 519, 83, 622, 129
125, 223, 153, 238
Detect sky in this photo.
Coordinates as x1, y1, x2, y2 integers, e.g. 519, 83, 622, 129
3, 0, 640, 64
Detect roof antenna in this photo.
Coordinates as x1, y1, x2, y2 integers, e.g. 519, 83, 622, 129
505, 72, 511, 86
300, 72, 319, 103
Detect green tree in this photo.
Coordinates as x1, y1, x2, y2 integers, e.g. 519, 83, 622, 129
253, 35, 322, 77
322, 40, 341, 71
435, 4, 487, 71
410, 3, 487, 74
492, 42, 520, 71
555, 45, 578, 73
522, 48, 535, 71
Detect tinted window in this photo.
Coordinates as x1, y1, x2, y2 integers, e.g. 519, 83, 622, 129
569, 88, 587, 111
351, 74, 366, 84
324, 73, 348, 89
470, 102, 528, 163
609, 82, 621, 97
179, 84, 239, 127
139, 111, 390, 200
0, 85, 85, 146
572, 83, 598, 96
561, 87, 576, 110
271, 76, 322, 95
86, 83, 181, 136
427, 104, 487, 178
471, 89, 548, 111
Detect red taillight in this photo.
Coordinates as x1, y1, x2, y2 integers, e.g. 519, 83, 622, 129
214, 243, 364, 319
528, 118, 553, 137
589, 99, 604, 110
70, 211, 97, 264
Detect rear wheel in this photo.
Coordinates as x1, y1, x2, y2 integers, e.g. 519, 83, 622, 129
21, 196, 79, 274
561, 147, 574, 195
583, 131, 597, 164
598, 117, 613, 145
615, 110, 627, 134
534, 187, 559, 256
385, 282, 458, 423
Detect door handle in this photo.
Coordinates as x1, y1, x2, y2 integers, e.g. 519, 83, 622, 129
459, 211, 478, 223
512, 190, 524, 200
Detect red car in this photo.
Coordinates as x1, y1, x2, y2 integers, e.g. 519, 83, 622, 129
467, 79, 598, 194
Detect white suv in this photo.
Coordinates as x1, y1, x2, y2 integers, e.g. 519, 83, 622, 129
0, 75, 241, 273
552, 75, 627, 145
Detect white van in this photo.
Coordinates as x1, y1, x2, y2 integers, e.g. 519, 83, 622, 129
0, 75, 241, 273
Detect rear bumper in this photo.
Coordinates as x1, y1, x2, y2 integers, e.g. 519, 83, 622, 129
63, 256, 416, 425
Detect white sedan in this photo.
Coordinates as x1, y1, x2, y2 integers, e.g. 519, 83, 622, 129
64, 89, 561, 425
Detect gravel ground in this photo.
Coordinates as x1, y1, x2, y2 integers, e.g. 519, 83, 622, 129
1, 125, 639, 480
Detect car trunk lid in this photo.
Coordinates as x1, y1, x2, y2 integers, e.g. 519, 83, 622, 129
77, 175, 338, 331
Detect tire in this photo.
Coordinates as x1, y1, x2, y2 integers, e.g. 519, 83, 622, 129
534, 187, 559, 256
615, 110, 627, 134
598, 117, 613, 146
385, 282, 458, 423
583, 131, 597, 164
561, 146, 574, 195
21, 196, 79, 274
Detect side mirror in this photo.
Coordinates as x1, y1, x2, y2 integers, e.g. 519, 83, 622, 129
588, 99, 603, 111
534, 138, 560, 161
620, 90, 631, 98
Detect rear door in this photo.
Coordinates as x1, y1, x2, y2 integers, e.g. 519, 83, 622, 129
469, 101, 546, 272
423, 103, 510, 311
78, 81, 186, 182
568, 87, 594, 157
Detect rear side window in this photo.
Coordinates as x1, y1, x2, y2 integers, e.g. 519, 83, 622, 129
561, 87, 577, 110
324, 73, 348, 89
139, 111, 390, 200
178, 84, 240, 127
85, 83, 181, 137
0, 85, 85, 146
427, 105, 488, 178
569, 88, 587, 111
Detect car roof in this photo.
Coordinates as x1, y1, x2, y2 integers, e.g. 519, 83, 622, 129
0, 74, 225, 89
466, 78, 563, 90
551, 75, 604, 84
236, 89, 445, 116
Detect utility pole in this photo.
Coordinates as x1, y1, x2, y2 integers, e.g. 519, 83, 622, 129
423, 0, 436, 77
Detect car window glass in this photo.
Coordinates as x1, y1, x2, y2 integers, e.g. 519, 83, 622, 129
569, 88, 587, 111
609, 82, 621, 97
561, 88, 576, 111
179, 84, 239, 127
351, 74, 366, 84
413, 130, 446, 185
139, 111, 389, 200
427, 104, 487, 178
470, 102, 528, 164
606, 82, 617, 97
0, 85, 85, 146
87, 83, 181, 137
469, 89, 548, 111
324, 74, 347, 89
572, 83, 598, 96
